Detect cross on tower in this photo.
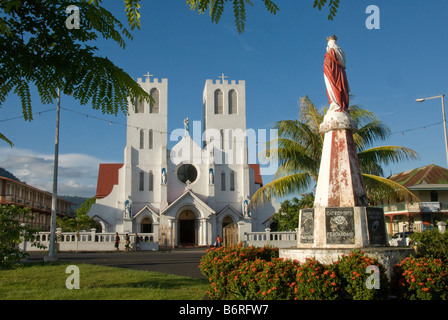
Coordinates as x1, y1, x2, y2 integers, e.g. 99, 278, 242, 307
143, 72, 153, 82
219, 73, 228, 83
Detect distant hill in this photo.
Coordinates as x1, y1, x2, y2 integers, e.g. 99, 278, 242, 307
0, 167, 21, 182
60, 195, 90, 213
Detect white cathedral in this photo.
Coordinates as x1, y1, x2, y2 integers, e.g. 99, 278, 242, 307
88, 75, 279, 248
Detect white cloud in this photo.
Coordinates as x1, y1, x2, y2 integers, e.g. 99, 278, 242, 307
0, 147, 117, 197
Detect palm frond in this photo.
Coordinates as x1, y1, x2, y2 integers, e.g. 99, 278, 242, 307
354, 119, 391, 151
299, 96, 323, 135
250, 96, 419, 209
358, 146, 419, 172
363, 173, 420, 203
250, 173, 313, 208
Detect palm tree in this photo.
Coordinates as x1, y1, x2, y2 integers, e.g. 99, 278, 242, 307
251, 96, 420, 207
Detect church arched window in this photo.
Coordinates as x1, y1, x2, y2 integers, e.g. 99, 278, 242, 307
148, 171, 154, 191
149, 88, 159, 114
139, 170, 144, 191
139, 129, 144, 149
148, 129, 153, 149
221, 171, 226, 191
228, 89, 237, 114
214, 89, 223, 114
135, 97, 144, 113
220, 129, 224, 149
230, 170, 236, 191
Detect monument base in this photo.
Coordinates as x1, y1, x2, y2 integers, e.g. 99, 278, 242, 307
279, 246, 414, 279
298, 206, 389, 248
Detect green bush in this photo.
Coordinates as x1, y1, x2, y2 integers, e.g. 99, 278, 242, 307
198, 243, 279, 299
227, 257, 299, 300
410, 229, 448, 262
295, 258, 341, 300
392, 257, 448, 300
199, 245, 391, 300
0, 205, 45, 269
335, 250, 390, 300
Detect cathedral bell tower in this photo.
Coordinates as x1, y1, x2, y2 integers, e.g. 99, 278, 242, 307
202, 75, 250, 210
123, 73, 168, 214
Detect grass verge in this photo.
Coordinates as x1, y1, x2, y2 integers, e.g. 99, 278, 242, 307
0, 262, 209, 300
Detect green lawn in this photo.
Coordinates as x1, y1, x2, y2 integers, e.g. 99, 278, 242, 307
0, 262, 209, 300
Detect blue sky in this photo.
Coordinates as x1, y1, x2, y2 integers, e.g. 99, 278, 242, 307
1, 0, 447, 197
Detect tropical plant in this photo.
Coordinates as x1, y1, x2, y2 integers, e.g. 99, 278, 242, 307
410, 229, 448, 262
124, 0, 339, 35
57, 197, 100, 232
0, 205, 45, 269
272, 193, 314, 231
250, 96, 420, 207
1, 0, 344, 147
0, 0, 151, 146
392, 256, 448, 300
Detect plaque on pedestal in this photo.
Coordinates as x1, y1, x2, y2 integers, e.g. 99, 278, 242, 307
366, 207, 387, 245
325, 207, 355, 244
299, 209, 314, 244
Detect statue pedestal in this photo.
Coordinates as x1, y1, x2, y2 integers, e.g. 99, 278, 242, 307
280, 111, 412, 277
314, 111, 368, 208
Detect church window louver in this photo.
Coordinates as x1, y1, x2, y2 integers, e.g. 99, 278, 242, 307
214, 89, 223, 114
148, 129, 153, 149
139, 170, 144, 191
148, 171, 154, 191
228, 89, 237, 114
150, 88, 159, 113
139, 129, 144, 149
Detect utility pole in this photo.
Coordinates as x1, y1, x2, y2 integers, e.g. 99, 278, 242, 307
416, 95, 448, 168
45, 89, 61, 262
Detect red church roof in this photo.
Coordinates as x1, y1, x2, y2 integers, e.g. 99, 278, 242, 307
95, 163, 123, 199
249, 164, 263, 186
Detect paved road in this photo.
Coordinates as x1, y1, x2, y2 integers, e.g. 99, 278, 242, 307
26, 248, 208, 279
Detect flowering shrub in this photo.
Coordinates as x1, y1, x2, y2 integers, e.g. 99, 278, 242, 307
336, 250, 390, 300
295, 258, 341, 300
199, 244, 279, 299
200, 245, 448, 301
228, 258, 300, 300
392, 257, 448, 300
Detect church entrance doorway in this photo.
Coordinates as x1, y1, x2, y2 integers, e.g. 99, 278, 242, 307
178, 210, 197, 246
140, 217, 153, 233
223, 221, 238, 247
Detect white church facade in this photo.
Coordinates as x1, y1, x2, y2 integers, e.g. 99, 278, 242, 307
88, 75, 279, 248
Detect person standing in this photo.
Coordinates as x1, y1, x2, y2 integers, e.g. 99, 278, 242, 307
134, 232, 140, 251
216, 235, 222, 247
124, 233, 130, 252
114, 232, 120, 251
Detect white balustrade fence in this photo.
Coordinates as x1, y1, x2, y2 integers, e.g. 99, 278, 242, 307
20, 228, 158, 252
244, 229, 298, 248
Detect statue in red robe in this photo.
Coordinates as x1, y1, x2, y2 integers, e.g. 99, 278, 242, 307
324, 35, 350, 112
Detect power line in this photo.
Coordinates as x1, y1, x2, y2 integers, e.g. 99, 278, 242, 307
59, 107, 263, 143
0, 108, 56, 123
391, 121, 443, 136
1, 106, 444, 140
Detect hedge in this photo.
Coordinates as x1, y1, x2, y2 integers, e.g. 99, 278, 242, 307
392, 257, 448, 300
199, 244, 447, 300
